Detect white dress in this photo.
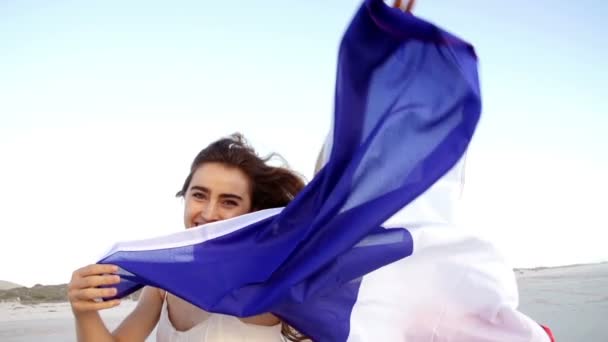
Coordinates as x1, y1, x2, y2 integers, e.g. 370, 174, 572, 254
155, 292, 286, 342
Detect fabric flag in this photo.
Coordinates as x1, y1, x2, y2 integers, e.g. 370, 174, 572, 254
99, 1, 552, 340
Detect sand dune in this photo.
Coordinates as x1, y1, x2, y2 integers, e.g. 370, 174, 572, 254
0, 281, 22, 291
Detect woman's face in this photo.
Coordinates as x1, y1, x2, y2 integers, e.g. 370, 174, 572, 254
183, 162, 253, 229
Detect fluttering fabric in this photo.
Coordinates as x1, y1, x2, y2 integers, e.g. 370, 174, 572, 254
99, 1, 551, 340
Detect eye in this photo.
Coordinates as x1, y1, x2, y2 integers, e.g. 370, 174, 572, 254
192, 192, 206, 200
222, 200, 238, 207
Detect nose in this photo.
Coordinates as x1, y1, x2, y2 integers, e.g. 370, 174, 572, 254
200, 202, 221, 223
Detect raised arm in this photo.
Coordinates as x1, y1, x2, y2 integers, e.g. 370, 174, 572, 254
69, 264, 163, 342
394, 0, 416, 12
111, 286, 164, 341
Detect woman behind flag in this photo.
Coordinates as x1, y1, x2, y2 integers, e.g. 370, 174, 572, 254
67, 2, 416, 339
68, 133, 308, 341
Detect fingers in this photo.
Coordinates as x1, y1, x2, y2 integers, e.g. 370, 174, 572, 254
72, 287, 118, 302
405, 0, 415, 12
72, 274, 121, 291
68, 264, 123, 313
73, 264, 118, 278
394, 0, 416, 12
68, 278, 120, 306
71, 299, 121, 312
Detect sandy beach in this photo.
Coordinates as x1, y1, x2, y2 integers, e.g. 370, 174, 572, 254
516, 263, 608, 341
1, 263, 606, 341
0, 301, 147, 342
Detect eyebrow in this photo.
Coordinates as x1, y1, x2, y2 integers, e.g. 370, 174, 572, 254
189, 185, 244, 201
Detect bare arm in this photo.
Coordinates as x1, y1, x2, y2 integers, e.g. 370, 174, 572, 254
69, 264, 163, 342
111, 287, 164, 341
73, 311, 113, 342
69, 264, 120, 342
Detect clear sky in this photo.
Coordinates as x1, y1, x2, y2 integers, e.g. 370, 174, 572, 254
1, 0, 606, 286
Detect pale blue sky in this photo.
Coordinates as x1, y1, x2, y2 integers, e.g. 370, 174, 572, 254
1, 1, 606, 286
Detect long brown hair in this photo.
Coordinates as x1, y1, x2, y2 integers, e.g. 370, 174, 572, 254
176, 133, 309, 341
176, 133, 304, 208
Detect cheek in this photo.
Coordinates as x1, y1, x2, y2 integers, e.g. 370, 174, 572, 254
183, 199, 197, 225
221, 206, 250, 220
182, 206, 190, 227
240, 205, 252, 216
237, 204, 253, 217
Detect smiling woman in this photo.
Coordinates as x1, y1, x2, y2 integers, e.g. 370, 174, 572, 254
68, 133, 308, 341
180, 162, 253, 226
176, 133, 305, 215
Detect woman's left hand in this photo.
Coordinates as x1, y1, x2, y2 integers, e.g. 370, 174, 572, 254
394, 0, 416, 12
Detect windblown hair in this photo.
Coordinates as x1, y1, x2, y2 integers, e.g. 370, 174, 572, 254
176, 133, 308, 341
176, 133, 304, 209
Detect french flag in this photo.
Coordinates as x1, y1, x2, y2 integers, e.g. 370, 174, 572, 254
99, 1, 553, 340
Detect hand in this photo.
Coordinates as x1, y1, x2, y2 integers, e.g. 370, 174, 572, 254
68, 264, 122, 314
394, 0, 416, 12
